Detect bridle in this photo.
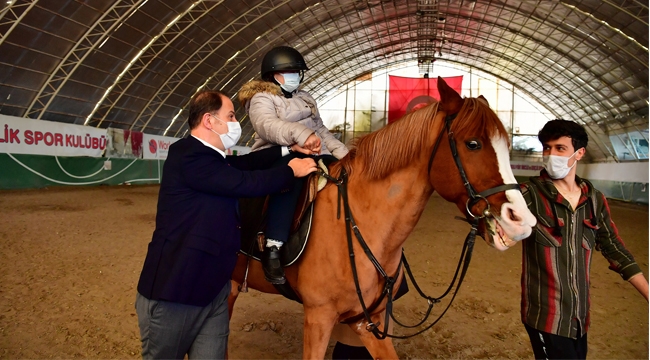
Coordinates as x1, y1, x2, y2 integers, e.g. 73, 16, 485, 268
319, 110, 521, 340
427, 112, 521, 219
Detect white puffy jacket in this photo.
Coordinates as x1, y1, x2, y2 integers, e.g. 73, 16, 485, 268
238, 80, 349, 159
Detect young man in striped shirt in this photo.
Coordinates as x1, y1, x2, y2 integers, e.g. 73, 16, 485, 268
520, 119, 648, 359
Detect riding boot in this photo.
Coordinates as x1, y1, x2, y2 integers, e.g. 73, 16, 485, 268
262, 245, 286, 284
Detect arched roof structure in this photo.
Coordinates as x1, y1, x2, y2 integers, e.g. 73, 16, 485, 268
0, 0, 647, 161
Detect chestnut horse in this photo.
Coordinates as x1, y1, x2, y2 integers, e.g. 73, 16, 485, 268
229, 77, 537, 359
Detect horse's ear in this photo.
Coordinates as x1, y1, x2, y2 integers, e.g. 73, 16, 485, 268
477, 95, 489, 106
437, 76, 463, 114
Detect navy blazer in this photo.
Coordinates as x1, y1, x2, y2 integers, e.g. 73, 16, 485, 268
137, 136, 294, 306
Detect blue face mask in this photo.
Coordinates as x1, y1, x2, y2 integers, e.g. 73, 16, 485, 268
280, 72, 301, 93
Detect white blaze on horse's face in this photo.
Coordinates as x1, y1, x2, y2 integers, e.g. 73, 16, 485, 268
488, 135, 537, 251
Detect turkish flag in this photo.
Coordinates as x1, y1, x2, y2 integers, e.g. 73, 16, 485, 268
388, 75, 463, 123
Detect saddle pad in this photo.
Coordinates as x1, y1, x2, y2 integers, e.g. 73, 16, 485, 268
239, 201, 314, 267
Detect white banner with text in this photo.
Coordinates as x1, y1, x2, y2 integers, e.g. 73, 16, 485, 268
0, 114, 108, 157
142, 133, 180, 160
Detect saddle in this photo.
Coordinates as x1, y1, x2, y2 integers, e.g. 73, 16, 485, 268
238, 159, 331, 267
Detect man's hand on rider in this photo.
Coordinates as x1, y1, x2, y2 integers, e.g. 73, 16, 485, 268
288, 158, 318, 177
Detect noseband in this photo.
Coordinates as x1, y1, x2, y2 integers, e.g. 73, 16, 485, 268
427, 113, 521, 218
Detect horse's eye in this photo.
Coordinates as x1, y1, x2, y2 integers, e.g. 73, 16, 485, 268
466, 140, 482, 150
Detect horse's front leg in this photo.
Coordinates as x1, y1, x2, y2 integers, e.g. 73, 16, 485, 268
351, 314, 399, 360
303, 307, 338, 359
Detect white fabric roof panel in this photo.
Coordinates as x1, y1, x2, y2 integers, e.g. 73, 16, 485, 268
0, 0, 647, 161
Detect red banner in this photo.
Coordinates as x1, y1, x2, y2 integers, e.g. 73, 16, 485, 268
124, 130, 143, 158
388, 75, 463, 123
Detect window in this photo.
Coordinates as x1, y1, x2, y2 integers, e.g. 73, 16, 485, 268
318, 61, 553, 151
610, 130, 649, 160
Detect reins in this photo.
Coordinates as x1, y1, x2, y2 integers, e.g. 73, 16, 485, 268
318, 111, 521, 339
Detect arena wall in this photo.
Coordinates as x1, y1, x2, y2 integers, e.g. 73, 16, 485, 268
512, 161, 648, 204
0, 115, 254, 190
0, 153, 162, 189
1, 154, 646, 204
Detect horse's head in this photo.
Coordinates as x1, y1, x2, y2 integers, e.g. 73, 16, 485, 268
429, 77, 536, 250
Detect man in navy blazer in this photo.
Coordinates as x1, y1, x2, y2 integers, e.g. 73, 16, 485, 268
135, 89, 317, 359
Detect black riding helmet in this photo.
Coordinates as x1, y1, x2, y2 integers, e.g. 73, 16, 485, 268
260, 46, 309, 82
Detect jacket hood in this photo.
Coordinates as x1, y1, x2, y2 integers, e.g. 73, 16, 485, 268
238, 79, 283, 107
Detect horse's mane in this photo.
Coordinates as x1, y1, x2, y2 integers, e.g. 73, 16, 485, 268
330, 97, 508, 180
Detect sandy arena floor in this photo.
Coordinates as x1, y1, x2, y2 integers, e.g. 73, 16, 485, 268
0, 185, 647, 359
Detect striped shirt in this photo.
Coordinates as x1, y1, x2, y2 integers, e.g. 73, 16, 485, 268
520, 171, 642, 339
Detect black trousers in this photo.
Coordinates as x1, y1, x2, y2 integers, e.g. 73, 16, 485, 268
524, 323, 588, 360
265, 152, 336, 242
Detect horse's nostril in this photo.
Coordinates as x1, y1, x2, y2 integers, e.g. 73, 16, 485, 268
508, 208, 520, 222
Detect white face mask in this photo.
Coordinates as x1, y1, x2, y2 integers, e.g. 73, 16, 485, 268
210, 114, 241, 150
543, 150, 579, 179
280, 72, 301, 93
